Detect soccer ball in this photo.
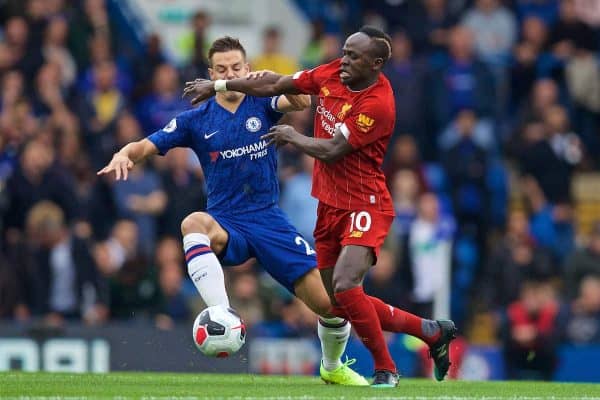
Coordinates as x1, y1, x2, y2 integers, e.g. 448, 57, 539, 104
192, 305, 246, 357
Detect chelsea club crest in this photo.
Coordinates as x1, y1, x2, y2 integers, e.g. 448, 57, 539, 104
245, 117, 261, 132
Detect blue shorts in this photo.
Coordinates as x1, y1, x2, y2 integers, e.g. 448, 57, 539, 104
212, 206, 316, 294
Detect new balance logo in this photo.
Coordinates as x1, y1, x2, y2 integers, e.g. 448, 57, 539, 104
204, 130, 219, 139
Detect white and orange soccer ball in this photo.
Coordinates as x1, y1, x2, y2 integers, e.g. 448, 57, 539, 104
192, 305, 246, 358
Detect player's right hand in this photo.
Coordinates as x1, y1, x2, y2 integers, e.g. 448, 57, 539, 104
97, 153, 134, 180
183, 78, 215, 105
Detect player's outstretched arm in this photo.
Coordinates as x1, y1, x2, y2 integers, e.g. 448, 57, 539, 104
242, 70, 310, 112
262, 125, 353, 164
278, 93, 311, 112
97, 139, 159, 180
183, 73, 300, 106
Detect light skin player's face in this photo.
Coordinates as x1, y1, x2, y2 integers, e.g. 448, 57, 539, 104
209, 50, 249, 102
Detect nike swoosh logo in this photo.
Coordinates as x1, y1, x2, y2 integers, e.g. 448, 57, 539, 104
204, 130, 219, 139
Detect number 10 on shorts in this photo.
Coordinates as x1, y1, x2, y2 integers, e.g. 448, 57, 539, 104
349, 211, 372, 232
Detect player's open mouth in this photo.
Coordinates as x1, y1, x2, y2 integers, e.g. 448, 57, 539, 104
339, 70, 351, 80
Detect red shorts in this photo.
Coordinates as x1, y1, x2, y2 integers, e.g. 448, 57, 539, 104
313, 202, 394, 269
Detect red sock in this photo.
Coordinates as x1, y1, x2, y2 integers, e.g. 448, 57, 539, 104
367, 295, 441, 345
335, 287, 396, 372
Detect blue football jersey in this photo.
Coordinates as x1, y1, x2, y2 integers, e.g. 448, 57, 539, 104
147, 95, 283, 214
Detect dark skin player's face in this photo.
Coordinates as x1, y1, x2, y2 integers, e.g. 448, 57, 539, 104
339, 32, 384, 90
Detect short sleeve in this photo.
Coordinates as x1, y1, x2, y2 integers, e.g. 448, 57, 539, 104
292, 59, 341, 95
265, 96, 284, 124
147, 110, 194, 155
339, 98, 394, 150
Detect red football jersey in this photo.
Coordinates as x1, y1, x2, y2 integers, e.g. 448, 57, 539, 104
292, 58, 395, 214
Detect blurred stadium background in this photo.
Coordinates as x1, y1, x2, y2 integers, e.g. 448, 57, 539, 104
0, 0, 600, 383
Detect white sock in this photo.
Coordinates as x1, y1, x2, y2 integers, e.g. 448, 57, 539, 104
183, 233, 229, 307
318, 316, 350, 371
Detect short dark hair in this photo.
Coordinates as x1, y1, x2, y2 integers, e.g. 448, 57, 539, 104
359, 26, 392, 62
207, 36, 246, 66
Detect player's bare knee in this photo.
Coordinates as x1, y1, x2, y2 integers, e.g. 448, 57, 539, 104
180, 212, 213, 236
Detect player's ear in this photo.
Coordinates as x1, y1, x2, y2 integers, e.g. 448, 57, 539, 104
208, 67, 215, 80
372, 57, 384, 70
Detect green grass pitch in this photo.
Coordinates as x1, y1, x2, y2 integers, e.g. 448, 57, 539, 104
1, 372, 599, 399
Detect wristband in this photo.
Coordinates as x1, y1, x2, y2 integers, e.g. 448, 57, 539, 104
214, 79, 227, 92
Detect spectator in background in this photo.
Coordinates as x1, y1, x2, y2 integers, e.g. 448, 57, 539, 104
42, 16, 76, 90
390, 169, 420, 242
112, 160, 166, 257
407, 0, 457, 56
4, 16, 43, 82
24, 0, 49, 50
564, 222, 600, 300
519, 104, 582, 204
481, 210, 555, 310
32, 62, 68, 119
93, 219, 159, 319
384, 135, 429, 194
280, 154, 317, 246
564, 27, 600, 159
3, 140, 78, 243
0, 70, 39, 154
80, 60, 127, 168
278, 297, 319, 338
69, 0, 117, 70
0, 42, 15, 77
439, 107, 496, 154
463, 0, 517, 66
510, 17, 551, 112
300, 19, 325, 69
180, 11, 210, 83
136, 64, 188, 134
383, 31, 426, 149
132, 33, 166, 100
229, 271, 265, 328
518, 79, 559, 126
155, 259, 190, 329
318, 33, 342, 64
409, 193, 454, 319
158, 147, 207, 239
565, 275, 600, 344
574, 0, 600, 27
77, 34, 132, 96
549, 0, 596, 63
428, 26, 495, 153
252, 26, 299, 75
502, 279, 563, 380
442, 108, 490, 258
522, 176, 575, 265
18, 201, 107, 324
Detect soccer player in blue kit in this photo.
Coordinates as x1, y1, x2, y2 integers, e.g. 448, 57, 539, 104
98, 37, 367, 385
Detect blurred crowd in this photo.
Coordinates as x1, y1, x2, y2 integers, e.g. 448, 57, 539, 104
0, 0, 600, 380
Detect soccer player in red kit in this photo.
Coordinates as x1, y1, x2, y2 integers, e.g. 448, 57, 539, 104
184, 26, 457, 387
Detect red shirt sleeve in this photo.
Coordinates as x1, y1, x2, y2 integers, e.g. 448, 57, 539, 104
292, 59, 341, 95
340, 96, 394, 150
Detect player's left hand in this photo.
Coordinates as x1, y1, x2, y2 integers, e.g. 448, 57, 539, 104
261, 125, 297, 147
183, 78, 215, 105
